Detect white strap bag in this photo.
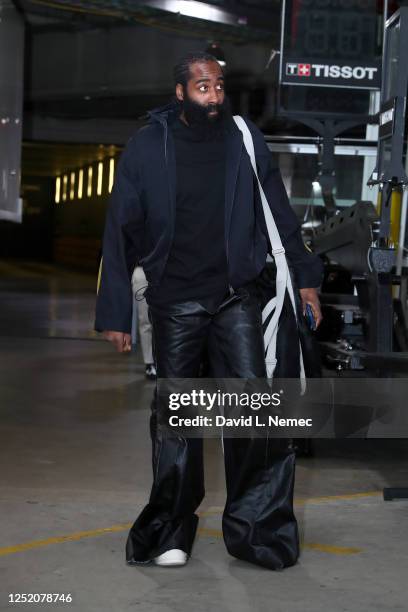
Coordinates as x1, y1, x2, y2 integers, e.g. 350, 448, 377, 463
233, 115, 306, 391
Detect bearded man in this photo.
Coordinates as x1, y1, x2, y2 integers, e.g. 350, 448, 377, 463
95, 51, 323, 570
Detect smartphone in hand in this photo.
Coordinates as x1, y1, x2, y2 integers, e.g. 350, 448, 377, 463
305, 303, 316, 331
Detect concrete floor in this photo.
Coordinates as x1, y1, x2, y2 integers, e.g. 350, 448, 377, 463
0, 259, 407, 612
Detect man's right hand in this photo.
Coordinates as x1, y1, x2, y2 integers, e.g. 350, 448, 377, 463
102, 331, 132, 353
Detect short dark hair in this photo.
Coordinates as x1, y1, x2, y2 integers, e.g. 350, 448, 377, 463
173, 51, 222, 87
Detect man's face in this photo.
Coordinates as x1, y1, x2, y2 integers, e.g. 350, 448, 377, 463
176, 60, 227, 125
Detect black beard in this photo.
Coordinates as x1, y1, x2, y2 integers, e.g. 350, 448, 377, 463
181, 95, 231, 140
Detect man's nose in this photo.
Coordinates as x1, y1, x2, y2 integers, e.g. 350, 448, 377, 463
208, 88, 221, 104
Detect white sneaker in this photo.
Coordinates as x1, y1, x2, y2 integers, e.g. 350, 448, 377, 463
153, 549, 188, 567
145, 364, 157, 380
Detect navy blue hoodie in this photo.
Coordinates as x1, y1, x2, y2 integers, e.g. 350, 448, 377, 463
95, 103, 323, 333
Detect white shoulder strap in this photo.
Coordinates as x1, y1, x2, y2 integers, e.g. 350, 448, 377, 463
233, 115, 306, 390
233, 116, 285, 257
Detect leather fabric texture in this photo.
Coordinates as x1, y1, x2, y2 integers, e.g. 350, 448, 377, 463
125, 290, 300, 570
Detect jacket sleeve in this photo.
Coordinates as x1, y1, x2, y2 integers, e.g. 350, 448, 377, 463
94, 139, 145, 333
247, 120, 324, 289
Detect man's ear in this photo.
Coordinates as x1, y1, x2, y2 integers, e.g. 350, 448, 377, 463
175, 83, 184, 102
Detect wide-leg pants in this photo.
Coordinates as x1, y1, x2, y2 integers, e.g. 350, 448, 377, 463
125, 290, 299, 570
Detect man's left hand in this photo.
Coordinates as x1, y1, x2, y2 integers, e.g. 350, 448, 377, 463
299, 287, 323, 329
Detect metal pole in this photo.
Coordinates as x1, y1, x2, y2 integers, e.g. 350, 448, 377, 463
0, 0, 24, 223
361, 91, 380, 205
383, 0, 388, 34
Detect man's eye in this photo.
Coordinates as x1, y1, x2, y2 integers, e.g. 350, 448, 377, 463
199, 85, 208, 92
216, 84, 224, 90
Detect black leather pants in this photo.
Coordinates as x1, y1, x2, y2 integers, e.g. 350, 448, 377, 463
125, 290, 299, 570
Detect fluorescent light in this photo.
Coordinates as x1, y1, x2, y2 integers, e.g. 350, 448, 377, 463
97, 162, 103, 196
55, 177, 61, 204
108, 158, 115, 193
78, 169, 84, 199
87, 166, 93, 197
177, 1, 223, 21
62, 175, 68, 201
145, 1, 239, 25
70, 172, 75, 200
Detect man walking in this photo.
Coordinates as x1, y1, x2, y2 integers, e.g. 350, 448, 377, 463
95, 52, 323, 570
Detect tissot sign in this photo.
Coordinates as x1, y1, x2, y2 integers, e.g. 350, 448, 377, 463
281, 58, 381, 90
279, 0, 382, 95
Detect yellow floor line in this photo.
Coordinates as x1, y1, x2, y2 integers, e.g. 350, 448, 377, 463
197, 529, 362, 555
198, 490, 382, 516
197, 527, 224, 539
1, 490, 379, 556
1, 523, 363, 558
295, 490, 382, 506
0, 523, 133, 557
0, 490, 378, 558
303, 542, 362, 555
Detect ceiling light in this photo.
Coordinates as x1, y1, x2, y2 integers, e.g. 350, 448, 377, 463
145, 1, 241, 26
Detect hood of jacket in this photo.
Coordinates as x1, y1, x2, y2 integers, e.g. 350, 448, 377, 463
146, 100, 181, 126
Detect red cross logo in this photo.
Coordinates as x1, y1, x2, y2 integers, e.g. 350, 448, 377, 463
298, 64, 311, 77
